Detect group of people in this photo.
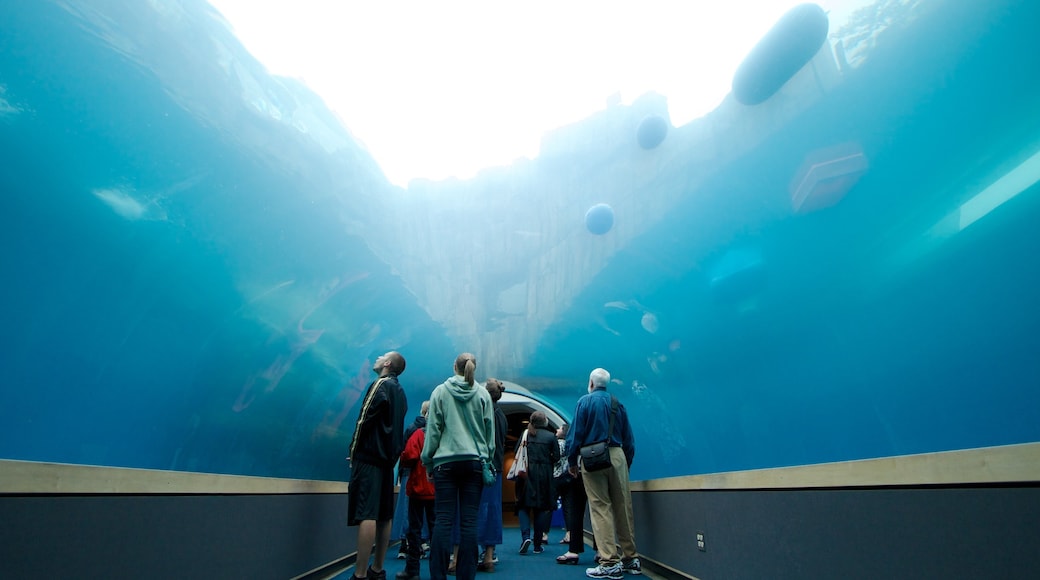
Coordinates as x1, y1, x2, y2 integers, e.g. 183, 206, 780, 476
347, 350, 640, 580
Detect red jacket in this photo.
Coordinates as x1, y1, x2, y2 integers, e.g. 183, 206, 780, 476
401, 428, 435, 500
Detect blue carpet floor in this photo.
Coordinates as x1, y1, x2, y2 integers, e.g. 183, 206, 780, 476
333, 526, 614, 580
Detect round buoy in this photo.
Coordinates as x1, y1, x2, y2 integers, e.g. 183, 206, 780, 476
732, 3, 829, 106
585, 203, 615, 235
636, 115, 669, 150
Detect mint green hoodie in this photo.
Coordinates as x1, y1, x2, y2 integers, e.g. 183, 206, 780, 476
421, 375, 495, 470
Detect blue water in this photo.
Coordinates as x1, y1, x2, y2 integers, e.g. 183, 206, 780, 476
2, 0, 1039, 482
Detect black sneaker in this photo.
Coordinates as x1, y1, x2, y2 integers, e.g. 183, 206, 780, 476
519, 538, 532, 554
368, 567, 387, 580
533, 545, 544, 554
621, 557, 642, 575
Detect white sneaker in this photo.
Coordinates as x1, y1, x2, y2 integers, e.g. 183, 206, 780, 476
586, 563, 623, 580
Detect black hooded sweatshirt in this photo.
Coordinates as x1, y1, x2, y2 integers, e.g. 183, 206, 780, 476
350, 374, 408, 468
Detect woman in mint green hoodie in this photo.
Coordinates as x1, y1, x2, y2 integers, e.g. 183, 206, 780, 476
421, 353, 495, 580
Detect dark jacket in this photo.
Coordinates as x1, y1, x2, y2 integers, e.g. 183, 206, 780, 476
515, 426, 560, 511
492, 403, 508, 472
398, 415, 427, 480
404, 415, 427, 444
566, 387, 635, 469
350, 374, 408, 468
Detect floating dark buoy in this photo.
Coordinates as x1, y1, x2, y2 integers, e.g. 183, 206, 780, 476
732, 3, 829, 106
585, 203, 615, 235
636, 115, 669, 150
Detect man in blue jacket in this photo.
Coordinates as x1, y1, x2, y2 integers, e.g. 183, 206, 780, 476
348, 351, 409, 580
567, 368, 640, 580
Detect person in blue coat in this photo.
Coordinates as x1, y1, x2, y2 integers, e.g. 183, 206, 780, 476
566, 368, 640, 580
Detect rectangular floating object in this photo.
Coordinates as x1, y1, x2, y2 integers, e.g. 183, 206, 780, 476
789, 142, 868, 213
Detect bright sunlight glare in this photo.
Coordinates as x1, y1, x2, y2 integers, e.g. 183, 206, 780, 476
207, 0, 872, 186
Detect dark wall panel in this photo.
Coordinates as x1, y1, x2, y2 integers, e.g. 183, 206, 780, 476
633, 486, 1040, 580
0, 494, 354, 579
4, 487, 1039, 578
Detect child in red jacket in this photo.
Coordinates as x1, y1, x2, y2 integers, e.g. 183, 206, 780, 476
395, 417, 435, 580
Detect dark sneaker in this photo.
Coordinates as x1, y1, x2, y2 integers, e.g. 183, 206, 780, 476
395, 572, 419, 580
368, 567, 388, 580
533, 545, 544, 554
622, 558, 642, 575
519, 538, 532, 554
586, 563, 623, 580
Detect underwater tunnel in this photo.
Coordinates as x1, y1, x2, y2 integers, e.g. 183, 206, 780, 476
2, 0, 1040, 578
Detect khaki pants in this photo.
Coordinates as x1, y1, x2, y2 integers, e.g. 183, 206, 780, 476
581, 446, 637, 565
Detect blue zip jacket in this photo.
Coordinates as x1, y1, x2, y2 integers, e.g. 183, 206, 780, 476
566, 387, 635, 469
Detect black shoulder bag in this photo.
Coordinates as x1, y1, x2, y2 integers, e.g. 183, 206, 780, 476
578, 395, 618, 472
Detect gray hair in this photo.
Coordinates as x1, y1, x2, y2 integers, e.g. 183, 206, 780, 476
421, 400, 431, 417
589, 368, 610, 388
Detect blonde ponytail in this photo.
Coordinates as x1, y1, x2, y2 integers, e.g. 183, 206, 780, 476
454, 352, 477, 386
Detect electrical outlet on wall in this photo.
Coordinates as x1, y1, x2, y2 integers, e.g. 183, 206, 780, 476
696, 531, 706, 551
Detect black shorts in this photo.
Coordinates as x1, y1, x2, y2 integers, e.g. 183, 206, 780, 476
347, 461, 395, 526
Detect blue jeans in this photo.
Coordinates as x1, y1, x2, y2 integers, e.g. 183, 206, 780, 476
390, 472, 410, 541
517, 508, 531, 541
476, 471, 503, 547
517, 508, 551, 548
430, 460, 483, 580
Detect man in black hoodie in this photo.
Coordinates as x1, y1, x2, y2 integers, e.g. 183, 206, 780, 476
348, 351, 408, 580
